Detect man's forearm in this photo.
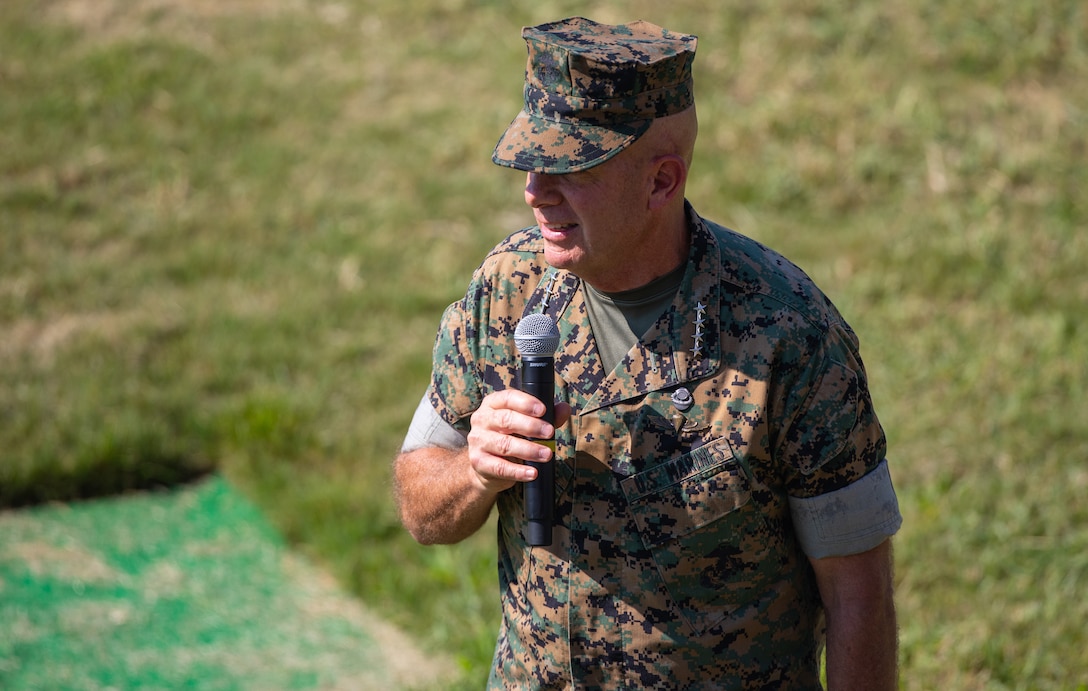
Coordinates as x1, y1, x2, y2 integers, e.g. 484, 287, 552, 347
393, 446, 498, 545
823, 589, 898, 690
814, 540, 899, 690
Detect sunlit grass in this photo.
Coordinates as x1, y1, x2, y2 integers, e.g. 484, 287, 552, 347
2, 0, 1085, 688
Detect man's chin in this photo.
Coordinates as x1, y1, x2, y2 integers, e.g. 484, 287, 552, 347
542, 246, 582, 272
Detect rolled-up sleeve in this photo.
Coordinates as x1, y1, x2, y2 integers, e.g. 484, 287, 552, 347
788, 459, 902, 559
400, 391, 469, 454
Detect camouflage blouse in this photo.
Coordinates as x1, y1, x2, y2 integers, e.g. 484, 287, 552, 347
428, 205, 892, 689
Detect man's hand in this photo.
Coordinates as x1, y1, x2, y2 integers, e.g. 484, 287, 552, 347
466, 388, 572, 493
394, 389, 570, 545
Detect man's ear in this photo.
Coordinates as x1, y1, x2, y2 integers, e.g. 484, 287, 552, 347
647, 154, 688, 211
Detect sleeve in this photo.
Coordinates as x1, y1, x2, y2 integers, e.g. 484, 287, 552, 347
428, 297, 486, 434
771, 321, 902, 556
788, 459, 902, 558
773, 321, 887, 496
426, 259, 525, 434
400, 391, 469, 453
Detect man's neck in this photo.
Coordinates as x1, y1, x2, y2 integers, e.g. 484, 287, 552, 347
582, 207, 690, 293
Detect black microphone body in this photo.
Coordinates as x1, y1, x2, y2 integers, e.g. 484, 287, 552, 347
520, 353, 555, 546
514, 314, 560, 547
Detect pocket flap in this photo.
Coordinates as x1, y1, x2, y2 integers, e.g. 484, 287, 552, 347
621, 439, 751, 548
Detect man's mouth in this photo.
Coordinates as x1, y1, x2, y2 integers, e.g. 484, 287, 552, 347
540, 221, 578, 237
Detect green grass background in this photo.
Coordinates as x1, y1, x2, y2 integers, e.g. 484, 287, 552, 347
2, 0, 1085, 688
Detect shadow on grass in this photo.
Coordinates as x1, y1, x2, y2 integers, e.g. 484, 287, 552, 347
0, 454, 214, 510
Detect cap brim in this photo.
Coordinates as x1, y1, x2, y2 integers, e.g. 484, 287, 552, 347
492, 110, 652, 174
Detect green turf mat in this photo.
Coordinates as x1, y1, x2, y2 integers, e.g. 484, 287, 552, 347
0, 476, 449, 690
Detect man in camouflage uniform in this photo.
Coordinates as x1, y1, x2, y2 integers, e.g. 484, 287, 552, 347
395, 17, 902, 690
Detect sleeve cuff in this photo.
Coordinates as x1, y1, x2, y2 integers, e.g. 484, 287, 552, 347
788, 459, 903, 559
400, 391, 469, 453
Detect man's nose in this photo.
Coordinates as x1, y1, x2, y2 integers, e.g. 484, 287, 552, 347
524, 172, 560, 208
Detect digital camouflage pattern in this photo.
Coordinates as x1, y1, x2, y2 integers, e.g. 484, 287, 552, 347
492, 17, 697, 174
428, 204, 889, 689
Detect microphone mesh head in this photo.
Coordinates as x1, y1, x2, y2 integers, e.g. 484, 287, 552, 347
514, 313, 560, 355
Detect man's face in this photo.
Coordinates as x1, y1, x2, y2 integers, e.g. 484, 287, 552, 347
523, 149, 653, 291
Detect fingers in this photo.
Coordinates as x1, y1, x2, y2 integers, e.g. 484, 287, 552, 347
466, 432, 547, 493
472, 388, 556, 440
468, 443, 542, 487
466, 389, 565, 492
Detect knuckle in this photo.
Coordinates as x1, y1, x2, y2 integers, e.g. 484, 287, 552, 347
492, 459, 514, 480
494, 433, 514, 457
496, 408, 516, 432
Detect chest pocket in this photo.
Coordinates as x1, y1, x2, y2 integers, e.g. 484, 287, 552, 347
620, 438, 783, 635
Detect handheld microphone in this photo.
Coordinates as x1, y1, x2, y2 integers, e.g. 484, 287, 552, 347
514, 313, 560, 547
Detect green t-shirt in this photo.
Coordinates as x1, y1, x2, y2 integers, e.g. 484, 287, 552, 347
583, 261, 687, 374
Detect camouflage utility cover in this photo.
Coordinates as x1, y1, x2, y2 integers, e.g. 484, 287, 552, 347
429, 205, 889, 689
493, 17, 697, 174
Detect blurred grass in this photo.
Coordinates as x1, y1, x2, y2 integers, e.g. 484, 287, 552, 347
2, 0, 1086, 688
